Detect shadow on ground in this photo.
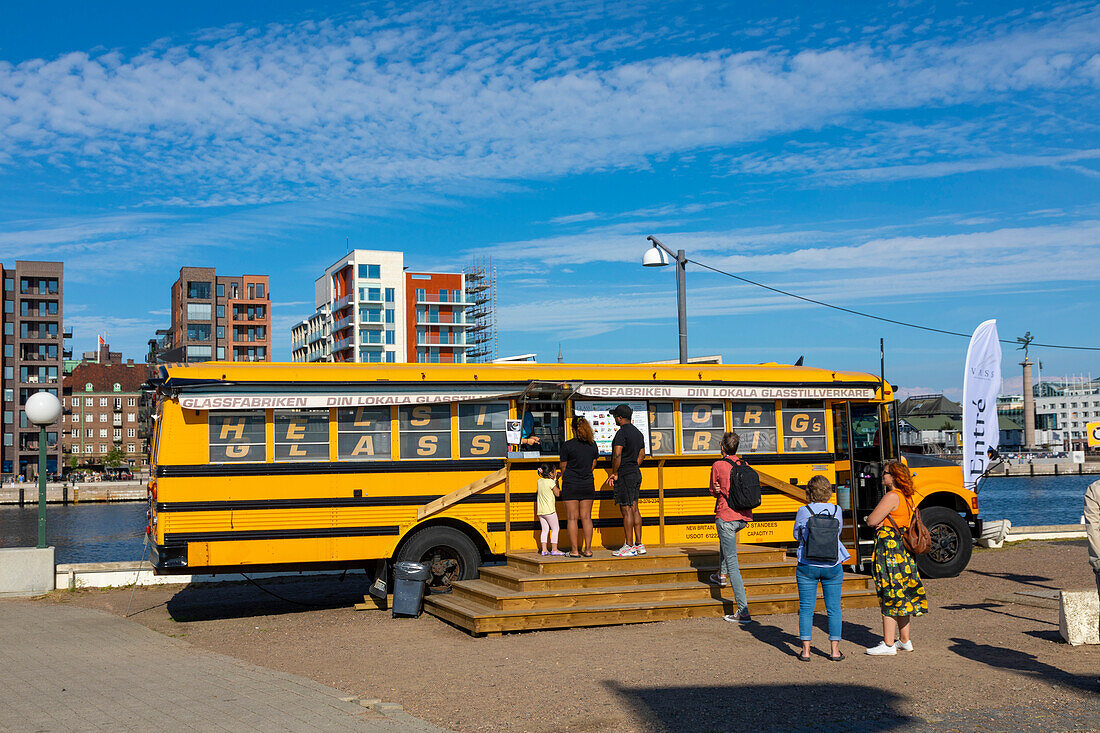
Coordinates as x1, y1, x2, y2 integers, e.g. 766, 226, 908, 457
948, 637, 1095, 695
165, 574, 371, 622
605, 682, 914, 732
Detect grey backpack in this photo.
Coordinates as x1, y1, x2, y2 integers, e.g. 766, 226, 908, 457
804, 505, 841, 563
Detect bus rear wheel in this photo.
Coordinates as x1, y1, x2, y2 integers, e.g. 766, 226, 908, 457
396, 526, 481, 593
915, 507, 972, 578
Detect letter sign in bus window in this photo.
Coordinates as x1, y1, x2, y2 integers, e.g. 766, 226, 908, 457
647, 402, 675, 455
398, 404, 451, 459
209, 411, 265, 463
680, 402, 724, 454
731, 402, 778, 454
458, 402, 507, 458
783, 405, 827, 452
274, 410, 329, 461
337, 407, 392, 461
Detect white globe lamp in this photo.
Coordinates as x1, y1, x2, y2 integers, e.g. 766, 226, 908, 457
25, 391, 62, 549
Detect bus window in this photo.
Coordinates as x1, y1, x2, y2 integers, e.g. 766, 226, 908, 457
458, 402, 508, 458
648, 402, 675, 455
680, 402, 724, 453
209, 411, 266, 463
850, 403, 882, 464
731, 402, 777, 454
782, 402, 826, 452
337, 407, 392, 461
275, 410, 329, 461
399, 404, 451, 459
882, 401, 899, 460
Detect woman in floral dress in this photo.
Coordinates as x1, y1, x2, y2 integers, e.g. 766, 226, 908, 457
864, 461, 927, 656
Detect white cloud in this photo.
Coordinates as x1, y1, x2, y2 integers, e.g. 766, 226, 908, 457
0, 3, 1097, 204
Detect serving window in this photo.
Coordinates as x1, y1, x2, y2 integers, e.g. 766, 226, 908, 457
680, 402, 724, 454
398, 404, 451, 459
458, 402, 508, 458
782, 401, 827, 452
647, 402, 675, 455
209, 411, 266, 463
337, 407, 392, 461
274, 409, 329, 461
731, 402, 778, 454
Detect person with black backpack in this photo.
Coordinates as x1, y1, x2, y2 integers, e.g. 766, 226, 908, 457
792, 475, 850, 661
708, 432, 760, 625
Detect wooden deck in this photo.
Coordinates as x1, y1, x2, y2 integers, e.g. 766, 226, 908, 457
424, 544, 878, 635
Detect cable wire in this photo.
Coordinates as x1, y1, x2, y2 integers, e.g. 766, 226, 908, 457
686, 257, 1100, 351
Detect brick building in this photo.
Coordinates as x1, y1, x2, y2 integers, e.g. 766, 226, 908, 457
0, 260, 68, 478
151, 267, 271, 363
62, 343, 152, 470
406, 271, 468, 363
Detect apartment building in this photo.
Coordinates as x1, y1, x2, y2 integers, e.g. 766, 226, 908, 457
61, 342, 151, 470
291, 251, 479, 364
151, 267, 271, 362
406, 270, 469, 363
0, 261, 68, 478
292, 251, 406, 364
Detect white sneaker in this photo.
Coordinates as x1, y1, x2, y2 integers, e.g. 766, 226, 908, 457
709, 573, 729, 587
633, 544, 647, 555
895, 640, 914, 652
612, 544, 637, 557
865, 642, 898, 656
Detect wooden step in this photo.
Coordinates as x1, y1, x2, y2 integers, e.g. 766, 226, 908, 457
452, 574, 873, 611
425, 587, 879, 635
505, 544, 786, 575
477, 560, 797, 592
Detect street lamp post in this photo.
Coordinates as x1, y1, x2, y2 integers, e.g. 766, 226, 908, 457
643, 236, 689, 364
25, 391, 62, 549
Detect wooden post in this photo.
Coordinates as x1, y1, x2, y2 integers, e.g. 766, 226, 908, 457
504, 463, 511, 553
657, 460, 666, 547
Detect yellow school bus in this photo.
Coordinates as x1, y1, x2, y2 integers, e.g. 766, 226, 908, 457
146, 361, 981, 587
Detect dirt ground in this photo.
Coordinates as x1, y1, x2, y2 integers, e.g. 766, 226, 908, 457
38, 541, 1100, 732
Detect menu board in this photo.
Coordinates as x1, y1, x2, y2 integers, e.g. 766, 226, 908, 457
572, 401, 651, 456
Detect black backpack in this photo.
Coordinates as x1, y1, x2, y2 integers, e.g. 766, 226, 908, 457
723, 457, 761, 512
803, 505, 841, 563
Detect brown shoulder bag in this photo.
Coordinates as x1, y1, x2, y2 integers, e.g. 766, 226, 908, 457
885, 494, 931, 556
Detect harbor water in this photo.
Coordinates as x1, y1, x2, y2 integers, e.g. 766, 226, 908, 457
0, 502, 148, 564
0, 476, 1093, 564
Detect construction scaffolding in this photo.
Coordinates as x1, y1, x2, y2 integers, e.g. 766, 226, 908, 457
464, 258, 498, 363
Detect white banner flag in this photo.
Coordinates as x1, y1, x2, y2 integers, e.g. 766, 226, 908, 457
963, 319, 1002, 489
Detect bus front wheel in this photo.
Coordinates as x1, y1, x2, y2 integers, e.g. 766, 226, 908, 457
396, 526, 481, 593
915, 507, 972, 578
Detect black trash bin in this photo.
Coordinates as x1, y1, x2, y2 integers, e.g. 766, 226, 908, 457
392, 561, 431, 618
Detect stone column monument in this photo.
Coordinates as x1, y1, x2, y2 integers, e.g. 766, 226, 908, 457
1021, 358, 1036, 450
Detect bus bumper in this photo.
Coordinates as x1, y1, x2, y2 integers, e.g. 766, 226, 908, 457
150, 543, 188, 574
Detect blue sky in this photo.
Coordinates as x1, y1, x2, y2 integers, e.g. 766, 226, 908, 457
1, 0, 1098, 397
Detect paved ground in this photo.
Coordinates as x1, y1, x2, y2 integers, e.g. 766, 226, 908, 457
0, 600, 450, 733
22, 541, 1100, 732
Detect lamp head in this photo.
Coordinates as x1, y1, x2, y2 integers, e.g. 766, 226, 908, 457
25, 391, 62, 426
642, 244, 669, 267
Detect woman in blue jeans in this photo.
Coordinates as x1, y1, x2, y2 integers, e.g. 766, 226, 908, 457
792, 475, 850, 661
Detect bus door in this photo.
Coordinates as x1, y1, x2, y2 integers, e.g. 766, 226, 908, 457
831, 402, 860, 563
848, 403, 885, 565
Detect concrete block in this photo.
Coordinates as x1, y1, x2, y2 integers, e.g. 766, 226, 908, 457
1059, 588, 1100, 646
0, 546, 55, 597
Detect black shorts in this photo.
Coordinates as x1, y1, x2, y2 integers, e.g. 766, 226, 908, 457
614, 472, 641, 506
560, 480, 596, 502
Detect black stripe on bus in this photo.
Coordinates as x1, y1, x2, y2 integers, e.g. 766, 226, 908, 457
163, 525, 400, 544
154, 487, 801, 513
154, 453, 834, 479
167, 377, 881, 390
488, 511, 799, 533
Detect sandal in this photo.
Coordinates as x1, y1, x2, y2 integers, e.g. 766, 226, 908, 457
567, 552, 582, 558
539, 550, 550, 556
581, 550, 593, 558
550, 550, 566, 556
798, 652, 811, 662
828, 652, 846, 662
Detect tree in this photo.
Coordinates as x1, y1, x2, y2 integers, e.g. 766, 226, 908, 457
67, 455, 78, 471
103, 442, 126, 469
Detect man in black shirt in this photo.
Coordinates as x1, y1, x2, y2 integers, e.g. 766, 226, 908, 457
609, 404, 646, 557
